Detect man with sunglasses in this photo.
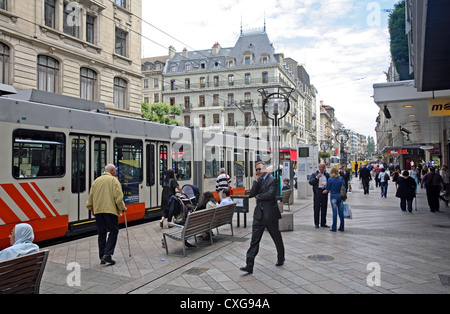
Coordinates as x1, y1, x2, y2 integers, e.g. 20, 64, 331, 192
240, 162, 285, 274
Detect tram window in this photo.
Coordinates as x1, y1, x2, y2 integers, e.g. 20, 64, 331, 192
12, 129, 65, 179
94, 140, 107, 179
71, 139, 86, 193
160, 145, 168, 183
146, 144, 155, 186
114, 138, 143, 183
234, 148, 244, 177
205, 146, 220, 179
172, 143, 191, 181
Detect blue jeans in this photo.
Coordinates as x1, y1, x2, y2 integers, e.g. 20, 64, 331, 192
330, 196, 344, 231
380, 182, 388, 197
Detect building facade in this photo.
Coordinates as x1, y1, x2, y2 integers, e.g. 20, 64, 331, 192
0, 0, 142, 117
141, 55, 168, 105
160, 28, 317, 149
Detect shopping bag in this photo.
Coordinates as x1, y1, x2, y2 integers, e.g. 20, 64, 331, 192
343, 203, 352, 219
358, 181, 363, 190
369, 180, 375, 190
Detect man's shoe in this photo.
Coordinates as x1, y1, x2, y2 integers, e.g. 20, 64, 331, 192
275, 259, 285, 267
240, 266, 253, 274
101, 255, 116, 266
321, 224, 330, 228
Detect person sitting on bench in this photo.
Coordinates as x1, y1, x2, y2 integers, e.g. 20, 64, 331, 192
0, 223, 39, 262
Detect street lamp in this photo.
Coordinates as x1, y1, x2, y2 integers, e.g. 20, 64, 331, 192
258, 87, 295, 196
336, 130, 349, 167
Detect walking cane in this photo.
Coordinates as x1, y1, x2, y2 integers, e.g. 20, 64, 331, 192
123, 210, 131, 257
415, 196, 418, 211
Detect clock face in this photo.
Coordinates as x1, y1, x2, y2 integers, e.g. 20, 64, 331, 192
336, 131, 349, 144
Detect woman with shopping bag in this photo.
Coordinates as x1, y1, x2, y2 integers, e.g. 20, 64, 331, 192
323, 167, 345, 232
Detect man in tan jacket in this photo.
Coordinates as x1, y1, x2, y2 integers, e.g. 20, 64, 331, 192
87, 164, 126, 265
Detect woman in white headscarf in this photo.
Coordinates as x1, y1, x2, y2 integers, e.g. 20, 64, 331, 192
0, 223, 40, 262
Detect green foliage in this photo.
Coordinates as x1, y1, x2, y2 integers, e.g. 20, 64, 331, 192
389, 0, 409, 71
367, 136, 375, 157
319, 152, 331, 159
141, 102, 182, 126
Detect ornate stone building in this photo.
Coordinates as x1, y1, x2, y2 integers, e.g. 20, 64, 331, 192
0, 0, 142, 117
161, 28, 317, 149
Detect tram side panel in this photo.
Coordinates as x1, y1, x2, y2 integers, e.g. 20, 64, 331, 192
0, 124, 71, 249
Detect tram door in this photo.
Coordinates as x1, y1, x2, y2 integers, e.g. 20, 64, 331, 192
69, 135, 89, 222
144, 141, 169, 214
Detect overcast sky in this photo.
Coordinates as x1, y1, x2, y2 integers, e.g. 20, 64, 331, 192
141, 0, 400, 138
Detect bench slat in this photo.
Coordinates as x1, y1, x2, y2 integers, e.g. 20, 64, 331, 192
0, 250, 49, 294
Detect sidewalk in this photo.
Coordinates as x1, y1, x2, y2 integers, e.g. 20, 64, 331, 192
40, 181, 450, 294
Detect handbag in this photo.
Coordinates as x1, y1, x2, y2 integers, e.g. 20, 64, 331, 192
343, 203, 352, 219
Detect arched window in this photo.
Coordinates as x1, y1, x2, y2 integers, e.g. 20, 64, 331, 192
0, 43, 10, 84
114, 77, 127, 109
37, 55, 59, 93
80, 68, 97, 100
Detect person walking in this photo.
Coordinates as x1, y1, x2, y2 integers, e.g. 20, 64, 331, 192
379, 168, 390, 198
309, 163, 330, 228
340, 164, 351, 192
421, 166, 445, 212
240, 162, 285, 274
159, 169, 183, 228
396, 170, 417, 212
216, 168, 231, 201
86, 164, 126, 265
359, 164, 372, 195
323, 167, 345, 232
439, 165, 449, 206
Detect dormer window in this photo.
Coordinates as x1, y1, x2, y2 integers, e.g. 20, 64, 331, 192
243, 51, 253, 65
227, 58, 235, 67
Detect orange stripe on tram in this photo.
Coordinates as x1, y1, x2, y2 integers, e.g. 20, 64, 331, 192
30, 182, 59, 217
0, 184, 41, 221
0, 197, 21, 224
19, 183, 54, 218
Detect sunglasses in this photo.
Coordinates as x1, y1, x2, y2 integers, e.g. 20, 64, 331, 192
255, 168, 262, 172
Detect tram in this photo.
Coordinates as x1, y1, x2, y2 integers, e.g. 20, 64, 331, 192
0, 87, 269, 249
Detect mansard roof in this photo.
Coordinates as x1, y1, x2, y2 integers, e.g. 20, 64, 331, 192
164, 29, 278, 74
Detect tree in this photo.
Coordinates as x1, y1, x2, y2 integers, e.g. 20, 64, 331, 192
141, 102, 182, 125
389, 0, 409, 75
367, 136, 375, 157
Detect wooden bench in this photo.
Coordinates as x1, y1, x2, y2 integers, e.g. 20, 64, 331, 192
210, 203, 236, 237
0, 250, 49, 294
163, 203, 236, 256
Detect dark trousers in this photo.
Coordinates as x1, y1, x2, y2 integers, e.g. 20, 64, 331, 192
313, 189, 328, 226
400, 198, 413, 212
95, 213, 119, 259
362, 179, 370, 194
246, 211, 285, 269
426, 185, 441, 212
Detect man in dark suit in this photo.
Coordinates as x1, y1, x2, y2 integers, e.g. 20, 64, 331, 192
309, 163, 330, 228
359, 164, 372, 195
240, 162, 285, 274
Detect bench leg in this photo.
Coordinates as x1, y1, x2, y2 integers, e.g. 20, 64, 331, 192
182, 238, 186, 257
163, 234, 169, 255
230, 222, 234, 236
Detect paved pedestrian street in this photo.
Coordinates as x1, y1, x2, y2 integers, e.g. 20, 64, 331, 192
40, 181, 450, 295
